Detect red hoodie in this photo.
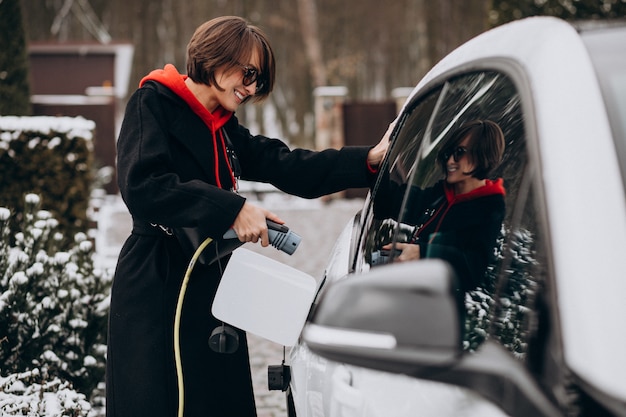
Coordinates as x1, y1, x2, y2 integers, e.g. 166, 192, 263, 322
443, 178, 506, 204
414, 178, 506, 243
140, 64, 236, 190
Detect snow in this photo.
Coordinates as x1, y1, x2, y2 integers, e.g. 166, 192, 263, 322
0, 115, 96, 141
0, 370, 91, 417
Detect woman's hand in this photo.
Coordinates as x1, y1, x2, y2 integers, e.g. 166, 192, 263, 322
232, 202, 284, 247
382, 242, 421, 262
367, 120, 395, 168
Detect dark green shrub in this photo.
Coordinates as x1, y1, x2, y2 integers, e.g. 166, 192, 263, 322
0, 193, 111, 407
0, 116, 95, 249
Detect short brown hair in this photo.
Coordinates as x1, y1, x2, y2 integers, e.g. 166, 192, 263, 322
438, 120, 505, 179
186, 16, 275, 101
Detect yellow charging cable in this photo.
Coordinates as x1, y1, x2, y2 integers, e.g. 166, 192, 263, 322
174, 236, 214, 417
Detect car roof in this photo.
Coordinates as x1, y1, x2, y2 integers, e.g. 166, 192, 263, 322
403, 16, 626, 402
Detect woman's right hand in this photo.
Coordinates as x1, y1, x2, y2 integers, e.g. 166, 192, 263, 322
232, 202, 284, 247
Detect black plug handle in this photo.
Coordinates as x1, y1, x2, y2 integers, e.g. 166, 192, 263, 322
266, 219, 289, 233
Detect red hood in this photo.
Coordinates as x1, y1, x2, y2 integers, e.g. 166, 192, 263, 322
140, 64, 236, 190
140, 64, 232, 131
444, 178, 506, 204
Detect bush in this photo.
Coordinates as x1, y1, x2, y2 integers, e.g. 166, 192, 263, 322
0, 193, 111, 414
0, 116, 96, 249
463, 227, 538, 357
1, 369, 91, 416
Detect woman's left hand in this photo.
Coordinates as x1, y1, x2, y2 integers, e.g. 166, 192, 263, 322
382, 242, 421, 262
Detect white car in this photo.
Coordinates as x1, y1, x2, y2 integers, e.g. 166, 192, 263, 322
283, 16, 626, 417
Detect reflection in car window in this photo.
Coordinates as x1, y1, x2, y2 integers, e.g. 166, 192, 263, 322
466, 168, 547, 357
396, 119, 507, 292
362, 71, 525, 271
357, 70, 550, 358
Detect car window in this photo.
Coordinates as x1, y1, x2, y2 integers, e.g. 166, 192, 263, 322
357, 70, 551, 361
359, 70, 525, 271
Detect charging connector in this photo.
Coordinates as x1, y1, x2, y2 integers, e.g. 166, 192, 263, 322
223, 219, 301, 255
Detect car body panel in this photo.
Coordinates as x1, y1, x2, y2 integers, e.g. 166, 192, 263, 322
291, 343, 508, 417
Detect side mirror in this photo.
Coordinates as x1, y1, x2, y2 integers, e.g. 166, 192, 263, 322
303, 259, 464, 374
303, 259, 562, 417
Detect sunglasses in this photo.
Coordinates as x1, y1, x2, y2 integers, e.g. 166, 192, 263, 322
441, 146, 468, 162
239, 64, 265, 92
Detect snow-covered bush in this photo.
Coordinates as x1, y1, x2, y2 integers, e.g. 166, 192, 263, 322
463, 226, 539, 357
0, 193, 111, 414
0, 116, 96, 248
1, 368, 91, 416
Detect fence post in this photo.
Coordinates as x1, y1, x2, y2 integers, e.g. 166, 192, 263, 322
392, 87, 414, 113
313, 86, 348, 151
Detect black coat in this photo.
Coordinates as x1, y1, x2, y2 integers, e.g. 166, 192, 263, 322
374, 178, 505, 292
106, 81, 374, 417
407, 181, 505, 291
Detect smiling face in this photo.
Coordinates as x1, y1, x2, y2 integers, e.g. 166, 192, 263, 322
186, 51, 263, 113
185, 17, 276, 112
212, 54, 262, 112
444, 135, 486, 194
438, 120, 505, 195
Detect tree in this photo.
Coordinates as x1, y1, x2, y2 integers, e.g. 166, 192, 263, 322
491, 0, 626, 25
18, 0, 625, 147
0, 0, 31, 116
296, 0, 327, 88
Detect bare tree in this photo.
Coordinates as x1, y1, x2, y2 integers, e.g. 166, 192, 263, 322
296, 0, 327, 88
426, 0, 490, 65
15, 0, 496, 147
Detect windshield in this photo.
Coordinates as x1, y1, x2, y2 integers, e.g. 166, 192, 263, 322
581, 26, 626, 189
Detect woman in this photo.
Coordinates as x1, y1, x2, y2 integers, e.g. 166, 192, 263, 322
383, 120, 506, 291
106, 16, 389, 417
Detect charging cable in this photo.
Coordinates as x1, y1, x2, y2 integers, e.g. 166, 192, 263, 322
173, 221, 301, 416
174, 235, 214, 417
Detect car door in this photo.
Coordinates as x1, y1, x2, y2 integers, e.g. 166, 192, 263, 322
309, 61, 621, 416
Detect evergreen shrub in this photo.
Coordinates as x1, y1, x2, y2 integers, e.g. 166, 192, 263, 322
0, 116, 95, 249
0, 193, 112, 415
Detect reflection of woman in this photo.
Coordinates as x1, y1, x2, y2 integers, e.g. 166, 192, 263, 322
384, 120, 506, 291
